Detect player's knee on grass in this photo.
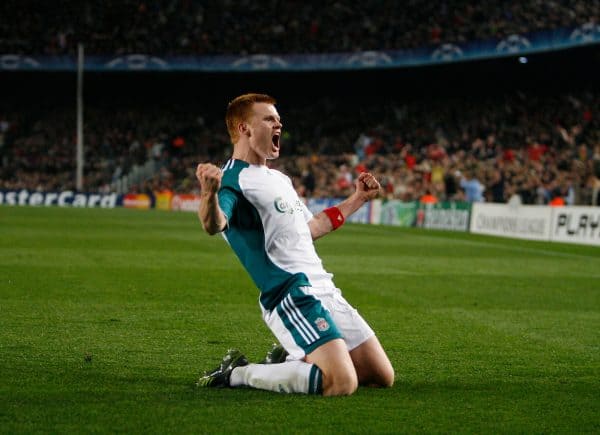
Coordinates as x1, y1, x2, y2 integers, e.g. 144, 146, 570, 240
321, 366, 358, 396
378, 365, 395, 388
350, 336, 395, 388
307, 338, 358, 396
366, 359, 395, 388
354, 358, 395, 388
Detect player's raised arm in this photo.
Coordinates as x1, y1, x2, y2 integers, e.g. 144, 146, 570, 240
196, 163, 227, 235
308, 172, 380, 240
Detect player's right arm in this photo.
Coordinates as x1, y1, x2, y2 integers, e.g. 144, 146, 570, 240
196, 163, 227, 235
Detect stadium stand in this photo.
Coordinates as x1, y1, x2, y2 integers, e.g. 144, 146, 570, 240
1, 88, 599, 205
1, 1, 598, 206
0, 0, 597, 55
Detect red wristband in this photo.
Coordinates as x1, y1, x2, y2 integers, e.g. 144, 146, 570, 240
323, 206, 345, 230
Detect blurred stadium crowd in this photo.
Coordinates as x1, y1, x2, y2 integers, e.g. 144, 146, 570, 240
1, 0, 597, 55
1, 1, 599, 206
1, 90, 599, 205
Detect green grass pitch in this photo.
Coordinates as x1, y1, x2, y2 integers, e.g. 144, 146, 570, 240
1, 206, 598, 433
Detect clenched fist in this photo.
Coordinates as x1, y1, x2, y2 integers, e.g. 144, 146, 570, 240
196, 163, 222, 196
355, 172, 381, 201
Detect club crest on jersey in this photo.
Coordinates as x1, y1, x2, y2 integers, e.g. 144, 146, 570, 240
314, 317, 330, 332
274, 197, 291, 214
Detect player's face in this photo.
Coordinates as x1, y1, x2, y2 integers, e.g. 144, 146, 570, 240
246, 102, 282, 162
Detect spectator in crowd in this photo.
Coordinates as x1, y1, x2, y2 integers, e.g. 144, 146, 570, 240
459, 169, 485, 203
419, 189, 438, 204
488, 169, 505, 203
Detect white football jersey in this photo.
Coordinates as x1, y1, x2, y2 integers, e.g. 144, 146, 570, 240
218, 159, 334, 310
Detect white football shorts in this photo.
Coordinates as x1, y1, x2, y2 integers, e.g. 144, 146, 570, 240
262, 285, 375, 360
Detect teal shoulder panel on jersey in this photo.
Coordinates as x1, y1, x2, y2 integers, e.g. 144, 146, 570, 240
220, 159, 248, 192
219, 159, 247, 221
218, 159, 310, 310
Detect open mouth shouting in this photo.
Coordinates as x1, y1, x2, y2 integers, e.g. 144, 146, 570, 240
272, 133, 281, 152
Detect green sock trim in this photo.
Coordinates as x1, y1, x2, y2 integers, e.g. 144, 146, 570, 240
308, 365, 323, 395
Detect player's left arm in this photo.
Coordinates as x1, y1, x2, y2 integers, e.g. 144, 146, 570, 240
308, 172, 380, 240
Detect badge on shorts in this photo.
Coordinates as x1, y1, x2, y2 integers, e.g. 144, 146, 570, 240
314, 317, 330, 332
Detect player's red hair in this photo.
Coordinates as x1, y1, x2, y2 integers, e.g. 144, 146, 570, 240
226, 93, 277, 144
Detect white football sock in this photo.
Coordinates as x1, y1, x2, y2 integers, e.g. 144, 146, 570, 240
230, 361, 322, 394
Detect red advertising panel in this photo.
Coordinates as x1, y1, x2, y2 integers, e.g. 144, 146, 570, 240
171, 194, 201, 212
123, 194, 151, 209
